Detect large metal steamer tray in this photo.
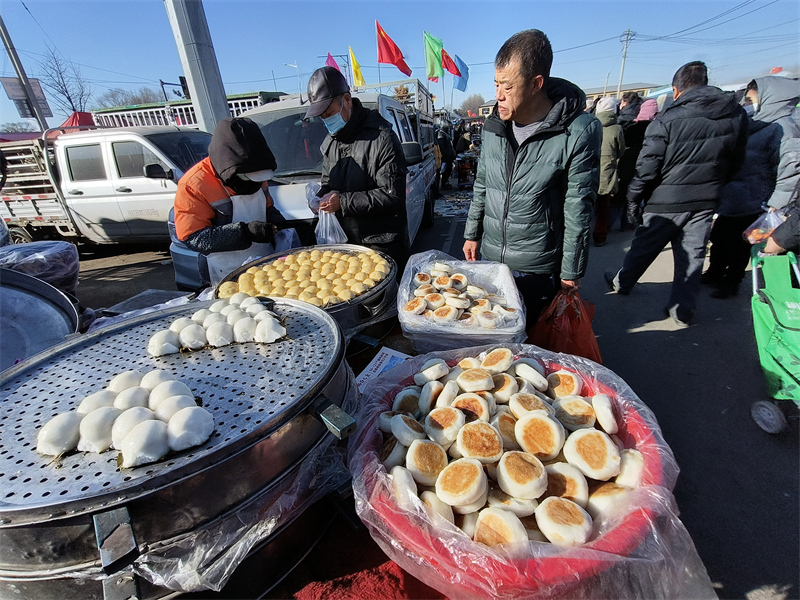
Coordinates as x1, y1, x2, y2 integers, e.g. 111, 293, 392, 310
215, 244, 398, 336
0, 299, 351, 581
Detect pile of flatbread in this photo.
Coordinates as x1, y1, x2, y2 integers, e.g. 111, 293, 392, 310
379, 348, 644, 547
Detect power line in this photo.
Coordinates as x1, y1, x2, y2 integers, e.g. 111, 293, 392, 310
641, 0, 756, 41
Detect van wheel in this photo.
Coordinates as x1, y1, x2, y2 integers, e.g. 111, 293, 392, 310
422, 192, 435, 229
9, 226, 33, 244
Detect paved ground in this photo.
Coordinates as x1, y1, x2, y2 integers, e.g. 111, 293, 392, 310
70, 195, 798, 600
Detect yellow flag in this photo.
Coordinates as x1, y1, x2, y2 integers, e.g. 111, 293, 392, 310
349, 46, 365, 87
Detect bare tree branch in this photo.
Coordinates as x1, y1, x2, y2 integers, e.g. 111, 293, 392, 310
459, 94, 486, 115
37, 46, 93, 114
93, 87, 163, 109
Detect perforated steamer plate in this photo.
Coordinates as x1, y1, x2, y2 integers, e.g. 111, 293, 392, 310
0, 299, 346, 571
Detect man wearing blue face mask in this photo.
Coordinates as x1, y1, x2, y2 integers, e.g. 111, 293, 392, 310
305, 66, 409, 267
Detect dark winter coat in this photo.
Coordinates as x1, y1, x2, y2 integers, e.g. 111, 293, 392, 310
464, 78, 602, 280
628, 85, 748, 214
617, 98, 642, 128
613, 119, 650, 207
437, 130, 456, 162
596, 111, 626, 196
318, 98, 408, 249
720, 76, 800, 215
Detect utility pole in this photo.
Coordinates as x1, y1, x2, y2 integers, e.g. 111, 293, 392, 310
603, 72, 610, 95
616, 29, 634, 98
164, 0, 230, 134
0, 14, 49, 130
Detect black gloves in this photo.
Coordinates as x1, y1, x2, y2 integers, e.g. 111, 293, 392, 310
245, 221, 276, 244
627, 201, 643, 228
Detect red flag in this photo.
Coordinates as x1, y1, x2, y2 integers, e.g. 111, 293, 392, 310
376, 21, 412, 77
441, 48, 461, 77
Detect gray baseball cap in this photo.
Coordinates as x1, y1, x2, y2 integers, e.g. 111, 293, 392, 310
304, 67, 350, 119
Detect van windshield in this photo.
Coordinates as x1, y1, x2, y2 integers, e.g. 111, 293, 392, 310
145, 131, 212, 172
247, 108, 328, 179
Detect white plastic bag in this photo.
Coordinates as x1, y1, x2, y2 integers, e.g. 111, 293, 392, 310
315, 210, 348, 245
305, 181, 322, 213
397, 250, 526, 352
274, 228, 301, 252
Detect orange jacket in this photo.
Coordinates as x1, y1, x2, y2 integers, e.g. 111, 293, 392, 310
174, 157, 274, 241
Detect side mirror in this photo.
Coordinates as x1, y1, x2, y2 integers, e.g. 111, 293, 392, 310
402, 141, 423, 167
144, 163, 172, 180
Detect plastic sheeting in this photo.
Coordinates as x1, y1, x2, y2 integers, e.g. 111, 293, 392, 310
397, 251, 527, 353
134, 363, 358, 593
349, 344, 716, 600
0, 240, 80, 296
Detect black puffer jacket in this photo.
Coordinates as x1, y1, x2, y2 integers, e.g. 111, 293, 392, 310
628, 85, 748, 214
318, 98, 408, 250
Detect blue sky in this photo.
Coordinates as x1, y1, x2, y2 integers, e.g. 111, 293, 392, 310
1, 0, 798, 126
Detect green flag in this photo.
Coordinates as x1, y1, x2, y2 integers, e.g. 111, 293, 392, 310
423, 31, 444, 82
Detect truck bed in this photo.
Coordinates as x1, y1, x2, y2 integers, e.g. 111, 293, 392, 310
1, 140, 71, 226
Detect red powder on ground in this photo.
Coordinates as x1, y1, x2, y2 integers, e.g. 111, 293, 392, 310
294, 560, 447, 600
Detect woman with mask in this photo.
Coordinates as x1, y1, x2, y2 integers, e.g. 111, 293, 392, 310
173, 117, 287, 285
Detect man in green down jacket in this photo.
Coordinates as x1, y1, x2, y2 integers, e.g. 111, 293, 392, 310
306, 66, 409, 268
463, 29, 602, 324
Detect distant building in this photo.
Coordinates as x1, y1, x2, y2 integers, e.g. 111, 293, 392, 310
477, 101, 495, 118
92, 91, 286, 128
582, 82, 661, 104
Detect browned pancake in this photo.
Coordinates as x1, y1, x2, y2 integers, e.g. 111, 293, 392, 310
546, 471, 578, 499
514, 393, 549, 412
433, 306, 457, 319
482, 348, 513, 371
401, 415, 425, 434
517, 417, 556, 457
409, 441, 448, 479
404, 298, 426, 313
492, 373, 516, 394
438, 461, 482, 497
415, 273, 431, 284
379, 437, 399, 462
425, 293, 444, 304
459, 368, 493, 387
474, 512, 519, 546
548, 372, 580, 396
555, 398, 594, 427
543, 497, 585, 526
503, 452, 543, 484
495, 412, 517, 440
452, 396, 485, 422
434, 275, 451, 288
575, 431, 609, 470
427, 407, 459, 431
588, 481, 630, 497
394, 392, 420, 414
460, 422, 502, 458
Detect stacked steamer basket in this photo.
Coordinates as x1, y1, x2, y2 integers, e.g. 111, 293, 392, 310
0, 299, 355, 600
215, 244, 398, 338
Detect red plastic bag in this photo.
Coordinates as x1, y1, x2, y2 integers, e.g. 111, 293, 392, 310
528, 291, 603, 363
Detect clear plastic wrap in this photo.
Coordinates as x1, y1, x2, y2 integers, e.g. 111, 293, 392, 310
349, 344, 716, 600
397, 251, 527, 353
132, 363, 358, 592
0, 240, 80, 295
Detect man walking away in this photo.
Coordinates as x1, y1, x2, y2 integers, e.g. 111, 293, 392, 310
606, 61, 748, 327
463, 29, 601, 326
